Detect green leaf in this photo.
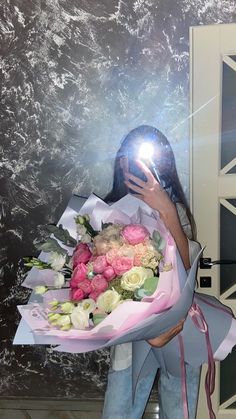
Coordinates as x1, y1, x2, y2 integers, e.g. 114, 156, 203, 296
143, 276, 159, 294
93, 313, 108, 326
23, 257, 50, 269
35, 238, 67, 255
46, 224, 77, 247
134, 287, 152, 301
152, 230, 166, 251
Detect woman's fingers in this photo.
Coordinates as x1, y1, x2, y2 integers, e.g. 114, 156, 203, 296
135, 160, 156, 183
124, 160, 162, 192
124, 172, 147, 188
124, 179, 145, 195
147, 319, 185, 348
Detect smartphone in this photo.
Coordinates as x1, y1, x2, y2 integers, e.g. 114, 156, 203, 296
128, 159, 148, 183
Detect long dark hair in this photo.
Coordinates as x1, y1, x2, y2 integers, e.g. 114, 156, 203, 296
105, 125, 196, 239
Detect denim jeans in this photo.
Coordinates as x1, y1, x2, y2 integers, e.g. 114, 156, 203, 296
102, 364, 201, 419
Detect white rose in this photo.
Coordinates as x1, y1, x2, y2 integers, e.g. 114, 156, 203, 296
79, 298, 96, 314
97, 289, 121, 313
121, 267, 153, 291
71, 307, 90, 330
48, 252, 66, 271
53, 272, 65, 288
35, 285, 47, 295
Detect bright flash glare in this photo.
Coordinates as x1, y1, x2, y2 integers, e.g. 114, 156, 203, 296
138, 143, 154, 161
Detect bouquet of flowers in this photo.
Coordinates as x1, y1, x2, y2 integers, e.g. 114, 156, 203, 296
18, 193, 187, 343
21, 195, 176, 335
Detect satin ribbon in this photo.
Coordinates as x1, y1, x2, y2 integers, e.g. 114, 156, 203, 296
189, 303, 216, 419
179, 302, 218, 419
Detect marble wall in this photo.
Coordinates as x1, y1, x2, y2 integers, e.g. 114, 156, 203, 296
1, 0, 236, 403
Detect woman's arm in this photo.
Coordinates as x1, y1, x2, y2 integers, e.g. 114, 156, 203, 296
160, 204, 190, 270
124, 161, 191, 270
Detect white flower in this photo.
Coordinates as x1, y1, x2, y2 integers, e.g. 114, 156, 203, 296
56, 314, 71, 328
49, 300, 59, 309
79, 298, 96, 314
60, 302, 75, 314
97, 289, 121, 313
35, 285, 47, 295
76, 224, 87, 235
81, 233, 92, 244
53, 272, 65, 288
121, 267, 153, 291
71, 307, 90, 330
48, 252, 66, 271
48, 313, 61, 323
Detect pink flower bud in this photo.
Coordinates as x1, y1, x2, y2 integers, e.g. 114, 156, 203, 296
70, 288, 85, 301
72, 243, 92, 268
103, 266, 116, 281
93, 255, 108, 274
70, 263, 87, 288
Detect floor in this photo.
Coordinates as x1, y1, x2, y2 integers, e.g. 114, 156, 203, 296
0, 400, 159, 419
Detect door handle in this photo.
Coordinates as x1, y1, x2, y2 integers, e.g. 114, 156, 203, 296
200, 257, 236, 269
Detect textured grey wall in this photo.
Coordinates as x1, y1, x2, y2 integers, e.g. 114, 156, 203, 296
1, 0, 236, 400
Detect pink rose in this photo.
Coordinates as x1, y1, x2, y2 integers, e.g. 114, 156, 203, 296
72, 243, 92, 268
91, 274, 108, 293
70, 263, 87, 288
89, 290, 101, 301
106, 248, 119, 264
70, 288, 85, 301
78, 279, 92, 295
93, 255, 108, 274
111, 256, 133, 276
103, 266, 116, 281
121, 224, 150, 245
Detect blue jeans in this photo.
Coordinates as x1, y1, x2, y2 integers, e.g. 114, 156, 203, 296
102, 364, 200, 419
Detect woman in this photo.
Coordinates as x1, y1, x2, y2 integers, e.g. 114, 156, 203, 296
102, 125, 201, 419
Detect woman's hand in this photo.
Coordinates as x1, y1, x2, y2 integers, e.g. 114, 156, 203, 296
123, 160, 174, 217
147, 319, 185, 348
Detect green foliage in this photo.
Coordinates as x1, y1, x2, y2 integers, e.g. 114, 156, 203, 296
35, 238, 67, 255
46, 224, 77, 247
23, 257, 50, 269
143, 276, 159, 294
134, 287, 152, 300
93, 313, 108, 326
134, 276, 159, 300
152, 230, 165, 252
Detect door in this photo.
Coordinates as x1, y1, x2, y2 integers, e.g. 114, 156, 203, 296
190, 24, 236, 418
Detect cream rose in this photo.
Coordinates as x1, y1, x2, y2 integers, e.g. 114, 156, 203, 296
121, 267, 153, 291
96, 289, 121, 313
70, 307, 90, 329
